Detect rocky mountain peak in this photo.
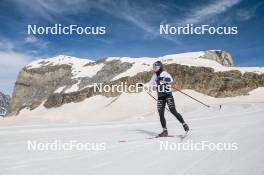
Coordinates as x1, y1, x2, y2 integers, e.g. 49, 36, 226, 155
202, 50, 233, 67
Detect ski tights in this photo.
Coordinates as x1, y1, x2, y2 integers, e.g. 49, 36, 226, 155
157, 95, 185, 129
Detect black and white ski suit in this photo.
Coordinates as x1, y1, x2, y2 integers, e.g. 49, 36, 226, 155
148, 71, 185, 129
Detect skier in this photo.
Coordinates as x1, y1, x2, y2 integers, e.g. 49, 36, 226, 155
145, 61, 189, 137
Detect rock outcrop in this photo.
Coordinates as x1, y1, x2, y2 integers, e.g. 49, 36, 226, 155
8, 51, 264, 116
43, 64, 264, 109
201, 50, 234, 67
9, 57, 133, 116
0, 92, 10, 116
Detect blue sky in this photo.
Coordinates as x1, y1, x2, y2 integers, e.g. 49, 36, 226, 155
0, 0, 264, 95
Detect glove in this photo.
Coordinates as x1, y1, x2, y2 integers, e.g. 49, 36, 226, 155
159, 80, 166, 85
137, 83, 144, 87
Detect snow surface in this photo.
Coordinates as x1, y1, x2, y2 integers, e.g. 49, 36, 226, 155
27, 55, 93, 69
1, 88, 264, 175
27, 55, 104, 78
54, 86, 66, 93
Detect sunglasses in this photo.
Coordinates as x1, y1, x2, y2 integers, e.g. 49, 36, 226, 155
153, 62, 161, 68
153, 66, 161, 70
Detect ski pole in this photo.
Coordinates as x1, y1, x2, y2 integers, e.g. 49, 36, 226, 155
144, 90, 171, 112
172, 85, 211, 108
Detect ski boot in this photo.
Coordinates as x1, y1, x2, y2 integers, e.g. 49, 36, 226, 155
158, 129, 168, 137
182, 123, 189, 132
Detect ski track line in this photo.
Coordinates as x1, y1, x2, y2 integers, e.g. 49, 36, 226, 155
1, 109, 262, 134
1, 102, 261, 133
0, 119, 164, 134
176, 130, 237, 175
178, 151, 215, 175
0, 114, 228, 135
1, 144, 108, 172
187, 108, 263, 123
104, 96, 120, 107
1, 153, 86, 171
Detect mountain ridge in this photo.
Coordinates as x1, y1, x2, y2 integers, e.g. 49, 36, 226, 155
8, 50, 264, 116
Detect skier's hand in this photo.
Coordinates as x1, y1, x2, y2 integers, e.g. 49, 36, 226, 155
158, 77, 163, 81
159, 80, 167, 85
137, 83, 144, 87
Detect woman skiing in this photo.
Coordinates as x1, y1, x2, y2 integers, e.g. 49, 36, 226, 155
146, 61, 189, 137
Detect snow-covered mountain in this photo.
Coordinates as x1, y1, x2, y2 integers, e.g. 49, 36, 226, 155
0, 92, 10, 116
8, 50, 264, 116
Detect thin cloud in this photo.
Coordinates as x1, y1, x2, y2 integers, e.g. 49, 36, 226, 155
13, 0, 94, 22
175, 0, 241, 25
9, 0, 252, 44
0, 38, 36, 94
24, 35, 49, 49
0, 51, 35, 95
13, 0, 180, 43
0, 39, 15, 51
25, 35, 38, 43
235, 1, 264, 21
95, 0, 182, 43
